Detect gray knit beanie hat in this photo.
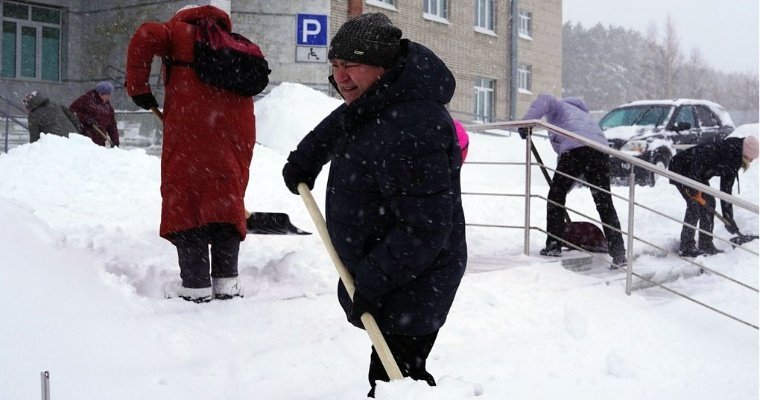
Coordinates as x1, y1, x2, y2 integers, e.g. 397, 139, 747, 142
328, 13, 402, 68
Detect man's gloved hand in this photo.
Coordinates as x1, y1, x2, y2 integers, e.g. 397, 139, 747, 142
518, 127, 530, 139
724, 216, 740, 234
349, 290, 379, 321
282, 162, 315, 195
83, 118, 96, 128
690, 191, 706, 206
131, 93, 159, 111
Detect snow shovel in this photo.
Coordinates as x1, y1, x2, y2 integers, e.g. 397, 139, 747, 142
148, 109, 308, 235
297, 182, 403, 381
686, 190, 759, 246
92, 124, 115, 147
245, 211, 310, 235
529, 139, 608, 253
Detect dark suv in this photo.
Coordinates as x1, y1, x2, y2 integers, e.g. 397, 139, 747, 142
600, 99, 735, 186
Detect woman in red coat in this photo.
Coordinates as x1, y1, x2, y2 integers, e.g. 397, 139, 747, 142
125, 5, 256, 302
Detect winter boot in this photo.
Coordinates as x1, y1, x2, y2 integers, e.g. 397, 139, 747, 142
611, 253, 627, 269
678, 245, 705, 258
540, 242, 562, 257
212, 277, 243, 300
164, 282, 213, 303
698, 242, 724, 255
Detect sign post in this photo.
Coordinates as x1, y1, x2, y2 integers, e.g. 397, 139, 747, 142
296, 14, 328, 63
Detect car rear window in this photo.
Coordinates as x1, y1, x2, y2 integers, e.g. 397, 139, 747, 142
600, 105, 671, 129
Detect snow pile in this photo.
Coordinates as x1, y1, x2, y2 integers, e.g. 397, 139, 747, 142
0, 83, 757, 400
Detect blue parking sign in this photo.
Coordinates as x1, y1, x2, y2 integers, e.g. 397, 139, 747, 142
297, 14, 328, 46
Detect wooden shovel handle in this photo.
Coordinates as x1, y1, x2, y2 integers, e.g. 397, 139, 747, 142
297, 183, 403, 380
150, 107, 164, 122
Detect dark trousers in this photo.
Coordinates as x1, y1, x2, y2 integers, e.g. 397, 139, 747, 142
367, 330, 438, 398
547, 147, 625, 257
675, 183, 716, 248
170, 223, 241, 289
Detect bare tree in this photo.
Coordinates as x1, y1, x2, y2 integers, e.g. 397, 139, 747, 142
661, 14, 682, 98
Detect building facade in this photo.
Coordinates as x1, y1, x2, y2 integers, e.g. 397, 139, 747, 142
1, 0, 561, 124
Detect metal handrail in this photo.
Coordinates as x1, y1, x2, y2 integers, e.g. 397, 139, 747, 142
466, 120, 758, 213
463, 120, 759, 330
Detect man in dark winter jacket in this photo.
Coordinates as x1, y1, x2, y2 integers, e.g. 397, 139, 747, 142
281, 13, 466, 397
668, 136, 758, 257
22, 91, 80, 143
69, 81, 119, 147
520, 94, 627, 267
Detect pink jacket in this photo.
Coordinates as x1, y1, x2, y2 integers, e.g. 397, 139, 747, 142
453, 119, 469, 162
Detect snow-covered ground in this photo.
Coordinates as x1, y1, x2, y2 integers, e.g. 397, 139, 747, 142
1, 83, 757, 399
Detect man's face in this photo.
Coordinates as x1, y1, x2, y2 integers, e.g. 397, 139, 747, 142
98, 93, 111, 103
330, 59, 386, 105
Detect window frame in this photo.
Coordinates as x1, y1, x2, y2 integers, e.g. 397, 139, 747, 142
423, 0, 449, 22
474, 77, 495, 123
518, 9, 533, 39
366, 0, 397, 11
517, 63, 532, 93
1, 1, 62, 81
474, 0, 495, 34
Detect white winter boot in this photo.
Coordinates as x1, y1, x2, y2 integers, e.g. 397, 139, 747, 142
164, 282, 213, 303
212, 277, 243, 300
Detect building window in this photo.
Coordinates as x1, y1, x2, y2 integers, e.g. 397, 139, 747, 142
366, 0, 396, 10
474, 78, 495, 123
1, 1, 61, 81
518, 64, 532, 93
518, 9, 532, 39
474, 0, 494, 32
424, 0, 448, 20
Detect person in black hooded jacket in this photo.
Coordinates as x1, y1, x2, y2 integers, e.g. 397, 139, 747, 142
281, 13, 466, 397
668, 136, 758, 256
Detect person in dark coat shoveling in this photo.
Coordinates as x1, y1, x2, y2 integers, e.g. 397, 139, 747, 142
281, 13, 466, 398
668, 135, 758, 256
22, 91, 80, 143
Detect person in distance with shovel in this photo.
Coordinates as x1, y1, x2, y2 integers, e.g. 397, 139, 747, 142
668, 135, 758, 257
281, 13, 466, 397
519, 94, 627, 268
69, 81, 119, 147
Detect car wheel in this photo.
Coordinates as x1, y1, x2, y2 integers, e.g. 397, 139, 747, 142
647, 157, 669, 187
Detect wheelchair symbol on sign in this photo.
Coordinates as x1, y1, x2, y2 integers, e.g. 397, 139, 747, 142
308, 47, 320, 60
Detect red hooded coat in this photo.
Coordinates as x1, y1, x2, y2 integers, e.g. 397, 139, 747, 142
125, 6, 255, 240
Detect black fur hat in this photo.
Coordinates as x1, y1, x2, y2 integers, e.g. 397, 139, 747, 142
328, 13, 402, 68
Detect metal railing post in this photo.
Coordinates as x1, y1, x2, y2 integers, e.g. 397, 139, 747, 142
626, 171, 636, 295
40, 371, 50, 400
4, 99, 10, 153
524, 131, 532, 255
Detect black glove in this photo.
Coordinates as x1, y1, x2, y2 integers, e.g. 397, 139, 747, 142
518, 127, 530, 139
724, 216, 740, 234
83, 118, 96, 128
131, 93, 159, 110
349, 290, 379, 321
282, 162, 316, 195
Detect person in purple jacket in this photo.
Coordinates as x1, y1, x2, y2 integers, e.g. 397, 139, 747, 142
519, 93, 626, 267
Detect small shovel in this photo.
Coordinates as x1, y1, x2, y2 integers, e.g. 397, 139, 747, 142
529, 138, 608, 253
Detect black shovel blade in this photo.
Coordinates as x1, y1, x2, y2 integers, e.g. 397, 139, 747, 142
246, 212, 311, 235
563, 221, 608, 253
730, 234, 758, 246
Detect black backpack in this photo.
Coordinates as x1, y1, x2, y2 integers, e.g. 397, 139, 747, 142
165, 18, 271, 97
